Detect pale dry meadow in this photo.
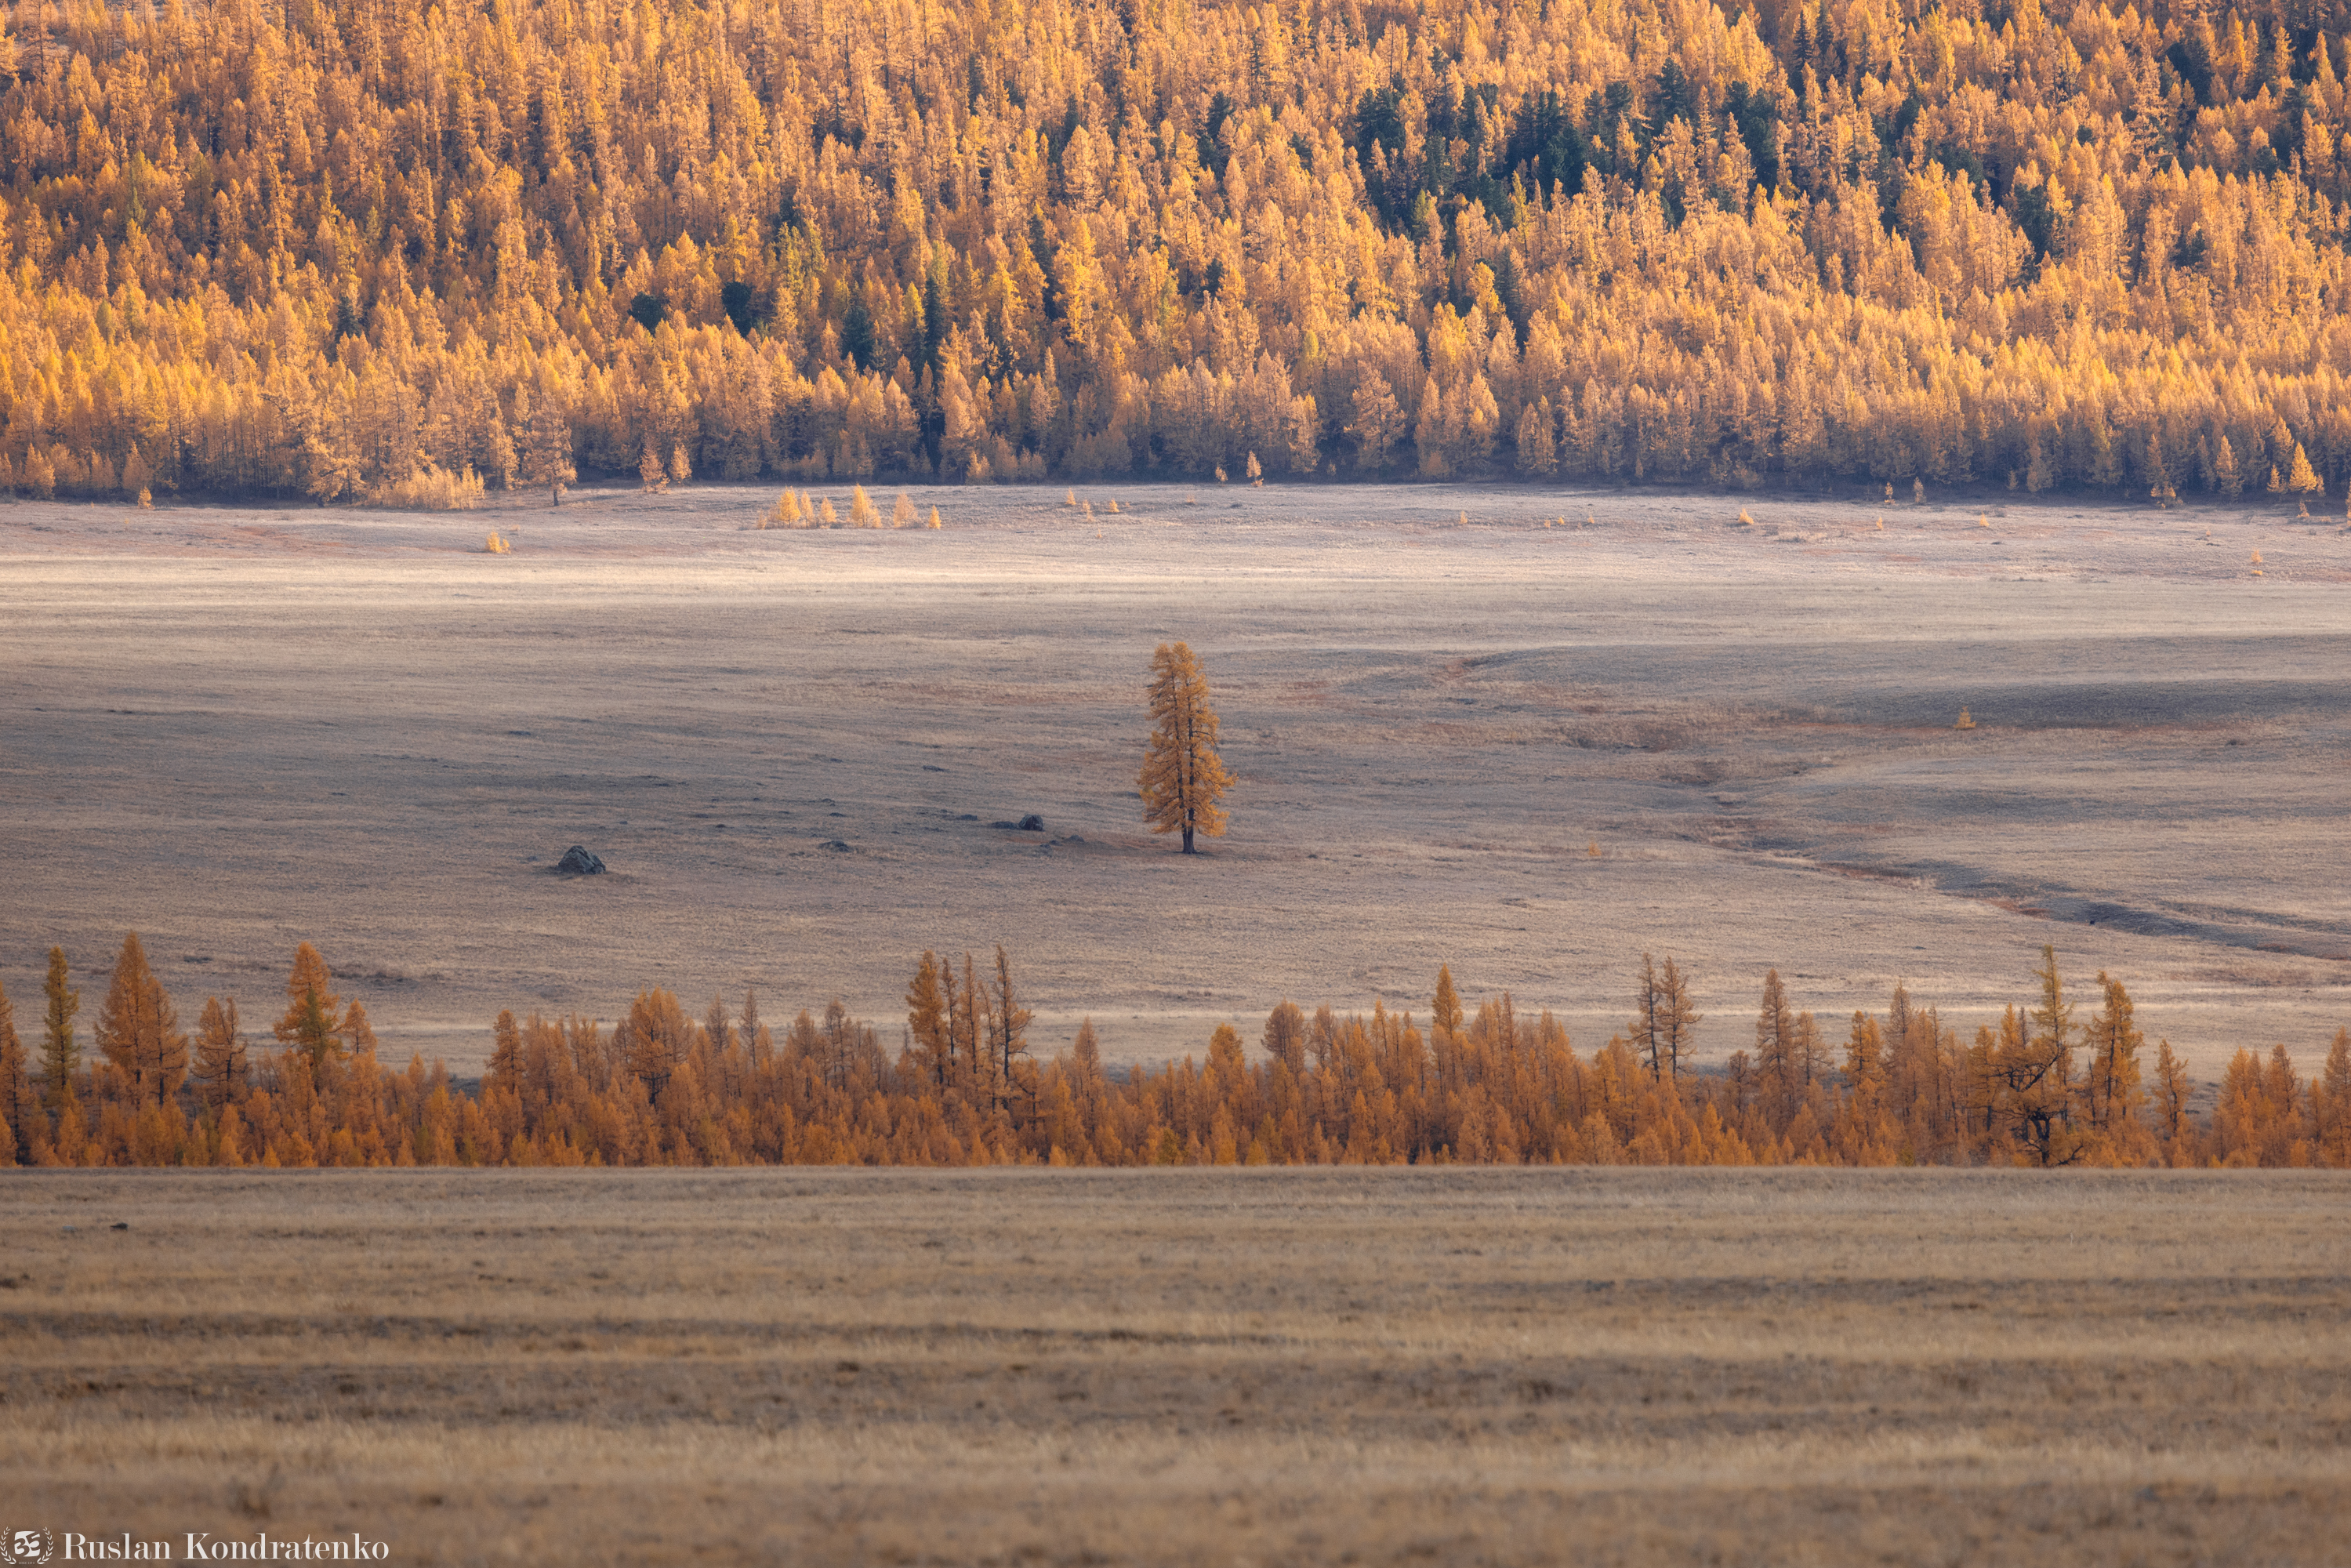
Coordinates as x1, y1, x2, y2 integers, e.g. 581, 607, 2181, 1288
3, 482, 2348, 1079
4, 1168, 2349, 1565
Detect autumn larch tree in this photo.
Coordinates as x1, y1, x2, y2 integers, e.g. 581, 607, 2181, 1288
991, 945, 1033, 1120
41, 946, 80, 1111
96, 932, 188, 1107
818, 998, 869, 1089
1347, 377, 1404, 476
0, 979, 30, 1163
951, 951, 985, 1097
620, 987, 693, 1100
2002, 944, 2081, 1165
192, 996, 246, 1111
1065, 1015, 1108, 1152
1139, 641, 1233, 853
2317, 1029, 2351, 1168
938, 950, 967, 1092
741, 989, 767, 1068
2081, 972, 2146, 1140
1843, 1011, 1884, 1092
516, 388, 575, 506
1722, 1048, 1754, 1122
1632, 953, 1700, 1082
1431, 964, 1464, 1043
274, 942, 345, 1077
1968, 1007, 2019, 1153
1834, 1009, 1896, 1163
2150, 1036, 2194, 1161
1786, 1009, 1825, 1148
343, 1000, 379, 1061
1634, 953, 1664, 1080
488, 1008, 525, 1097
1206, 1021, 1248, 1162
906, 951, 951, 1087
1261, 1000, 1306, 1076
1754, 968, 1799, 1130
1655, 957, 1700, 1081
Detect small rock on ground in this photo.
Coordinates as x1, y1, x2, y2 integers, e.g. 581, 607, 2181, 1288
555, 846, 607, 875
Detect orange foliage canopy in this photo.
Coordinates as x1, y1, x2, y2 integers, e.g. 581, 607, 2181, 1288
7, 0, 2351, 503
4, 940, 2344, 1171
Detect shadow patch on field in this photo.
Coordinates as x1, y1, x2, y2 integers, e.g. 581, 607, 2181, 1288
1802, 859, 2351, 964
1800, 676, 2351, 731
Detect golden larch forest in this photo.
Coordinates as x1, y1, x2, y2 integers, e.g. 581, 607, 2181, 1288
7, 0, 2351, 499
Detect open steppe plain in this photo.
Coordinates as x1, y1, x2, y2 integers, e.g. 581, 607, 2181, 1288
4, 1168, 2349, 1565
2, 481, 2348, 1075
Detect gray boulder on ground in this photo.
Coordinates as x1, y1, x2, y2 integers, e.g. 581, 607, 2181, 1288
1018, 814, 1045, 831
555, 846, 606, 875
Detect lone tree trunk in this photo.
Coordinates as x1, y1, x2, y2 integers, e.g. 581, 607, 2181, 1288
992, 946, 1032, 1122
1139, 641, 1234, 855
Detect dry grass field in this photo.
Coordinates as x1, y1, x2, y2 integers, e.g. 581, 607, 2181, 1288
5, 484, 2349, 1078
4, 1168, 2348, 1565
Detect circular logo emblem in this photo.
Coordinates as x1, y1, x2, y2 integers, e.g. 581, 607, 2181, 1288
1, 1530, 54, 1566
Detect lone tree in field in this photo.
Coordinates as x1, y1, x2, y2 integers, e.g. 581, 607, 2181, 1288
1140, 641, 1233, 853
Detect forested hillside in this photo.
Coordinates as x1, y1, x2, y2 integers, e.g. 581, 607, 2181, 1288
8, 0, 2351, 501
